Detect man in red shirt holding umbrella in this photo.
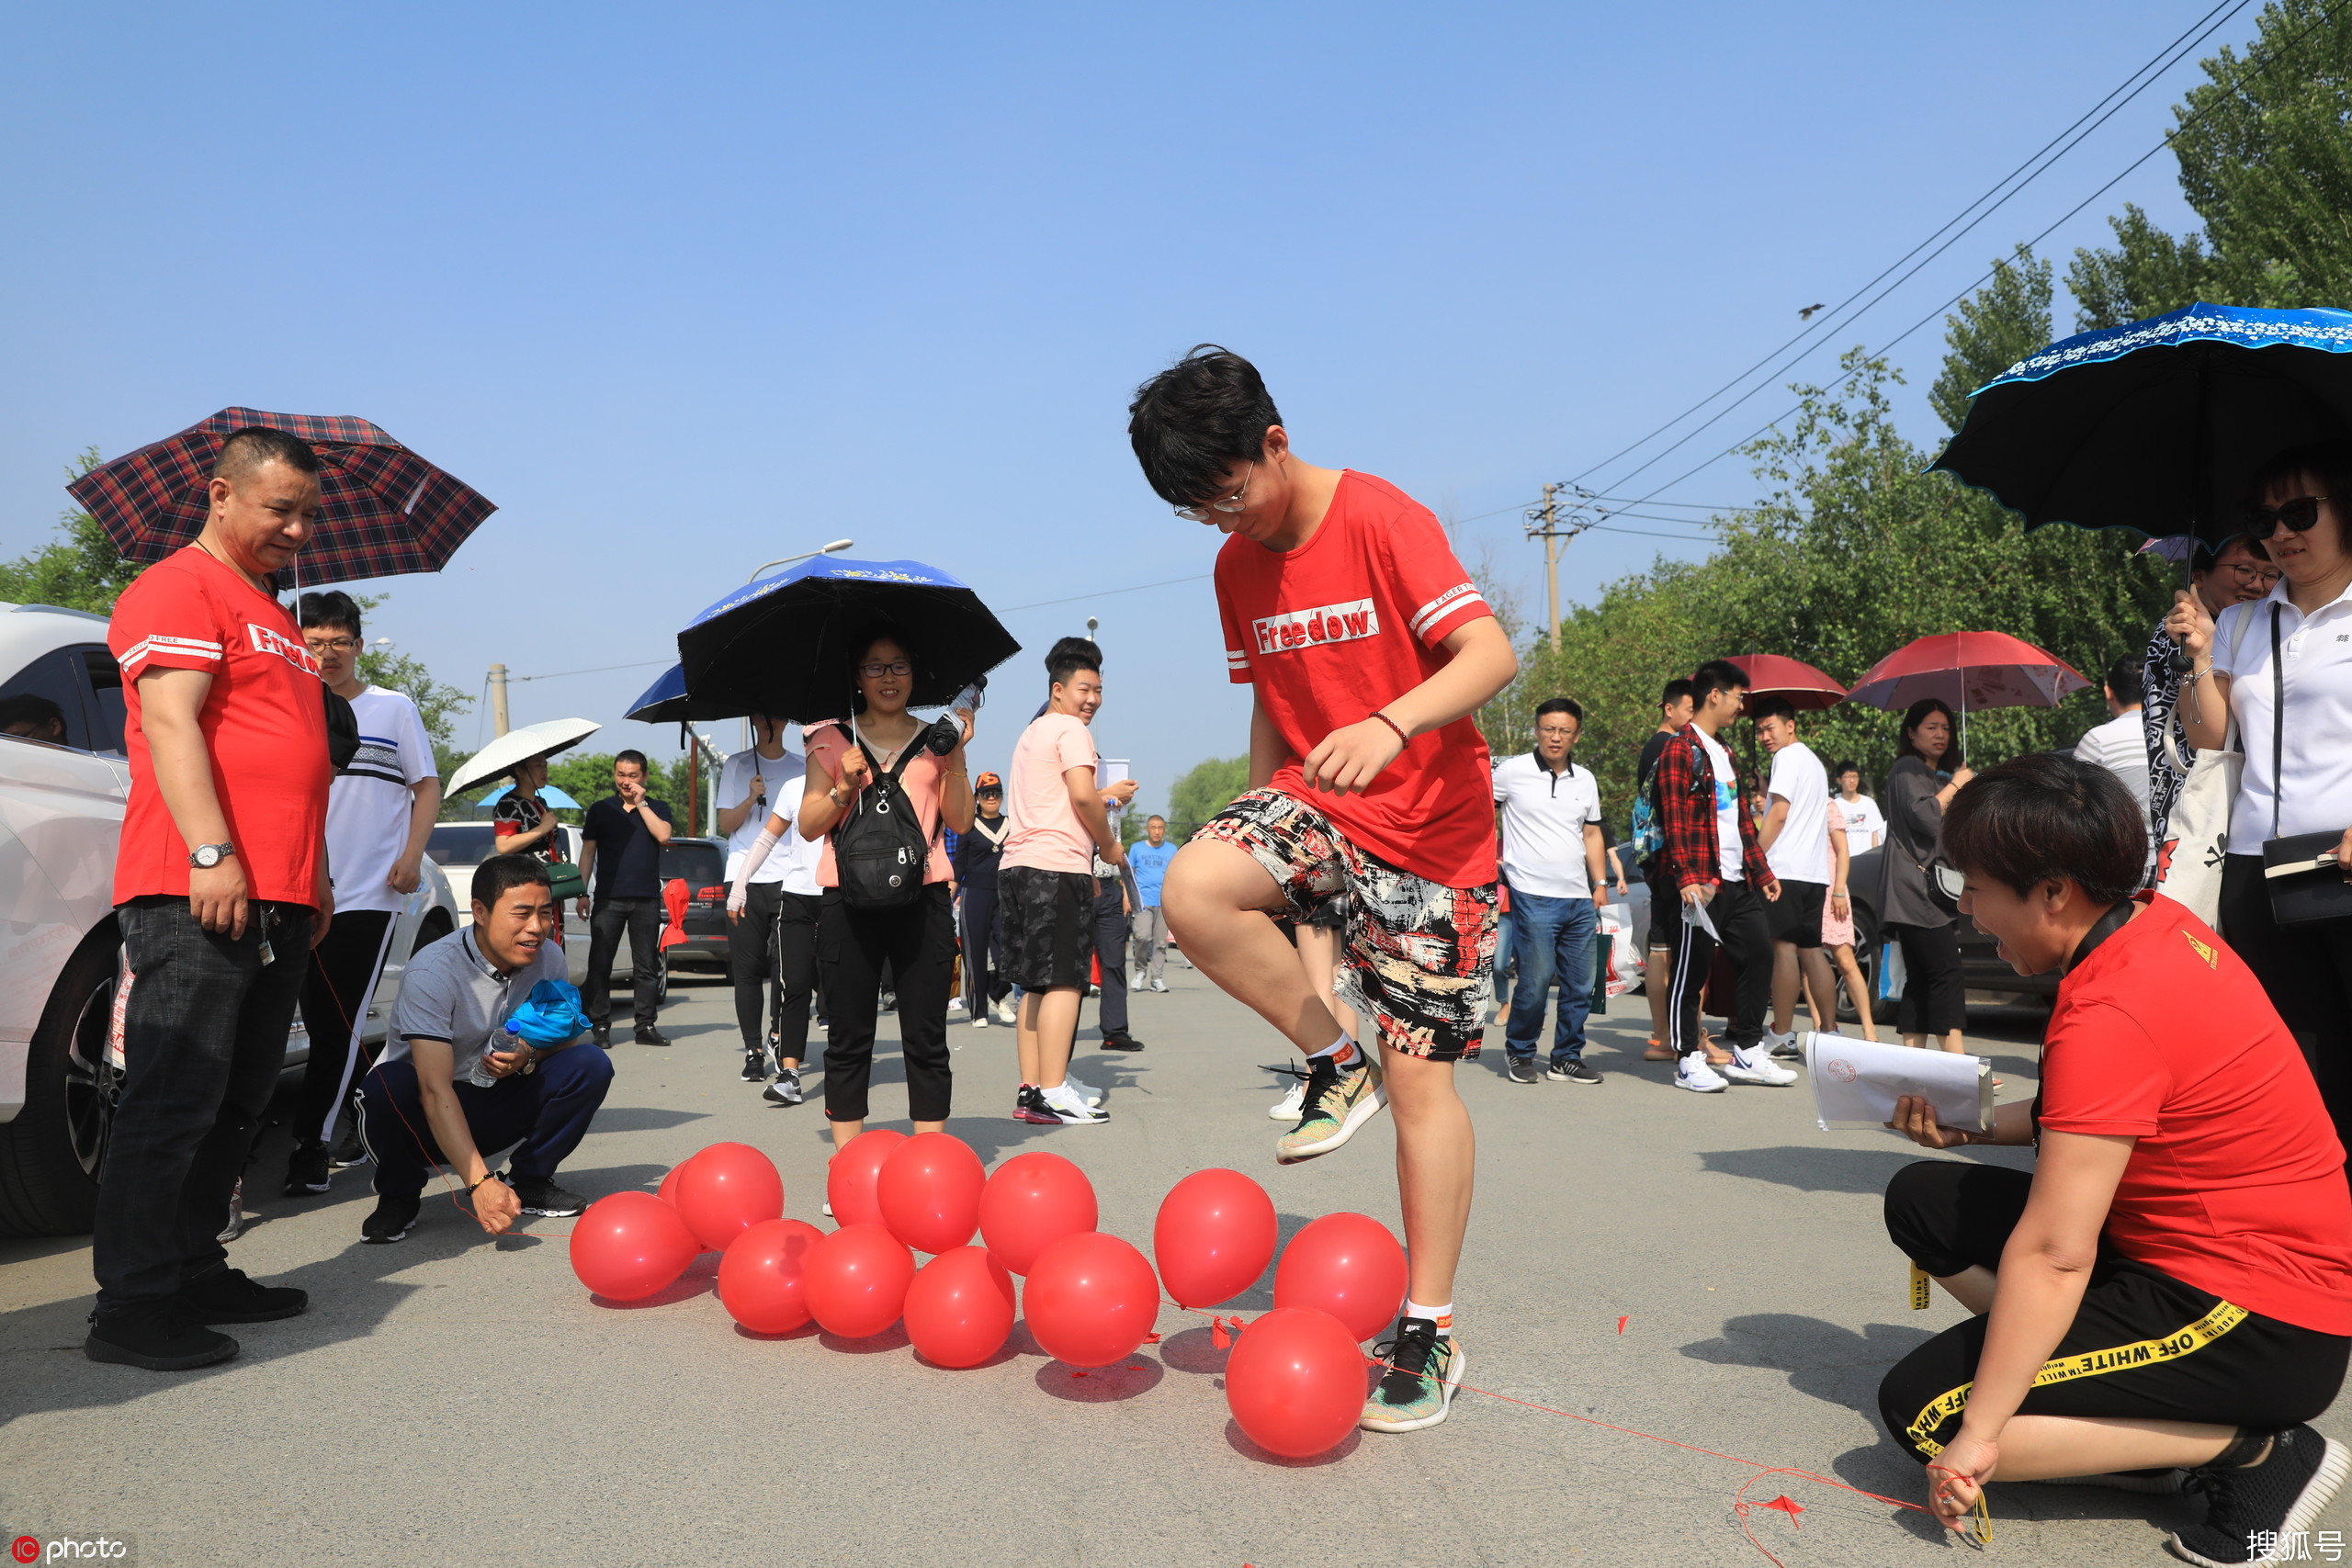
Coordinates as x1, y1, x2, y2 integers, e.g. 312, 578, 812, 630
90, 427, 335, 1371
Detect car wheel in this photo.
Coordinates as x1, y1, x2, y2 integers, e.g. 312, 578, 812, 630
0, 926, 123, 1235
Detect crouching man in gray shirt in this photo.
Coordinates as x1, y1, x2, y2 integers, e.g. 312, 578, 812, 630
357, 855, 614, 1243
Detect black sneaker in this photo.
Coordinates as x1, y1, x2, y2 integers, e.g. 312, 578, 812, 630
741, 1048, 770, 1083
592, 1023, 613, 1049
513, 1176, 589, 1217
362, 1190, 422, 1245
177, 1265, 308, 1324
2169, 1426, 2348, 1566
1548, 1060, 1602, 1085
282, 1140, 333, 1197
633, 1025, 671, 1046
763, 1066, 805, 1107
328, 1122, 369, 1168
1101, 1032, 1146, 1052
85, 1302, 237, 1371
1506, 1055, 1541, 1085
1013, 1085, 1061, 1124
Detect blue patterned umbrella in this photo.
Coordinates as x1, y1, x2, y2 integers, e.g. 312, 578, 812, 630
1930, 302, 2352, 547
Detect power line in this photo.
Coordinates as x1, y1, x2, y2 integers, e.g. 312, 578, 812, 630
509, 657, 673, 682
1581, 0, 2253, 500
1001, 573, 1212, 613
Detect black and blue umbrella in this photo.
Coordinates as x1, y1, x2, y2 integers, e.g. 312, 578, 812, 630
1931, 301, 2352, 547
674, 556, 1020, 724
624, 663, 698, 725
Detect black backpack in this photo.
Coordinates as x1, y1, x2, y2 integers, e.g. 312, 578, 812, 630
830, 731, 940, 911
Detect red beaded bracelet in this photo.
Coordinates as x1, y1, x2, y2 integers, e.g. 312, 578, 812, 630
1371, 711, 1408, 745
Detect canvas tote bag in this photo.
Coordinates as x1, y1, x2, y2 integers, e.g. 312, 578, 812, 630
2153, 604, 2258, 928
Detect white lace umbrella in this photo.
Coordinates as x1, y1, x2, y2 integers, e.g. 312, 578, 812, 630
447, 717, 601, 798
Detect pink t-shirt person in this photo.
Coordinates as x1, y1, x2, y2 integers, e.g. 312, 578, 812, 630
803, 721, 954, 886
1001, 711, 1100, 875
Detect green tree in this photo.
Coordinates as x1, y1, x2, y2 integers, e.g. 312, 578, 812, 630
1167, 754, 1250, 835
356, 644, 471, 747
1929, 245, 2053, 431
0, 448, 146, 613
2066, 2, 2352, 325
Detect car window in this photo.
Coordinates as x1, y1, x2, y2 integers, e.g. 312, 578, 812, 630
76, 647, 125, 754
0, 648, 94, 750
425, 823, 499, 866
661, 840, 726, 890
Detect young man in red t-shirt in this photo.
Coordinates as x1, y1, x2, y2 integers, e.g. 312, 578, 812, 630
1128, 346, 1518, 1433
92, 427, 336, 1372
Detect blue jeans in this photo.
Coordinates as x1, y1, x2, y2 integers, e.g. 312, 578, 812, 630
1504, 889, 1597, 1065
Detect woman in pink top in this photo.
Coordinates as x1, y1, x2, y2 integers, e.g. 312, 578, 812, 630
729, 628, 974, 1148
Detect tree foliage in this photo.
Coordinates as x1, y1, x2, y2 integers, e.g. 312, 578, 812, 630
0, 448, 146, 614
356, 645, 471, 746
1167, 754, 1250, 834
1929, 245, 2054, 431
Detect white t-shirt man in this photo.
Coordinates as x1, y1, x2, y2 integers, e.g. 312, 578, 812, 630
1492, 751, 1603, 899
326, 685, 435, 915
1695, 727, 1745, 881
2074, 708, 2153, 842
1764, 739, 1832, 886
1836, 793, 1886, 858
718, 745, 822, 896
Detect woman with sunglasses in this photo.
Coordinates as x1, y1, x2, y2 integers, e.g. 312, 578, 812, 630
2167, 442, 2352, 1161
727, 627, 976, 1150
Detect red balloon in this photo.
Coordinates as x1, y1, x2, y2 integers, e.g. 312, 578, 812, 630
1226, 1306, 1368, 1458
674, 1142, 785, 1251
717, 1218, 826, 1333
656, 1164, 684, 1207
827, 1129, 908, 1230
903, 1246, 1017, 1368
569, 1191, 700, 1301
978, 1151, 1098, 1275
1154, 1168, 1278, 1309
1023, 1231, 1160, 1367
1272, 1213, 1408, 1343
803, 1223, 915, 1338
877, 1132, 987, 1255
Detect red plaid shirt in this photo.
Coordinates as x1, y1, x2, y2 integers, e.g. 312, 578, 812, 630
1650, 724, 1779, 897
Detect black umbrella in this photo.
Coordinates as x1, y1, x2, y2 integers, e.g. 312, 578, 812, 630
674, 557, 1021, 724
1931, 301, 2352, 547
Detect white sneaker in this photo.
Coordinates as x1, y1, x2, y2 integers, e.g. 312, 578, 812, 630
971, 1013, 989, 1029
822, 1200, 833, 1218
1150, 977, 1168, 993
1268, 1077, 1307, 1121
1721, 1044, 1799, 1087
1674, 1056, 1729, 1094
1064, 1073, 1104, 1107
948, 997, 965, 1012
992, 999, 1018, 1027
1043, 1084, 1108, 1124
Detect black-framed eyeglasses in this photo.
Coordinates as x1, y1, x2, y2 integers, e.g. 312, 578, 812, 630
1173, 460, 1254, 524
304, 635, 359, 652
2245, 495, 2330, 537
857, 660, 912, 678
2228, 561, 2284, 588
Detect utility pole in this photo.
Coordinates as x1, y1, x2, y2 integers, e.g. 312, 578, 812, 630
488, 663, 511, 737
1523, 483, 1597, 646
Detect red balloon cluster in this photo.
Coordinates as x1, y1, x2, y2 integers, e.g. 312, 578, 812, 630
570, 1140, 1411, 1461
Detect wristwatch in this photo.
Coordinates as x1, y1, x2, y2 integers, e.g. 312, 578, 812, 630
189, 843, 235, 869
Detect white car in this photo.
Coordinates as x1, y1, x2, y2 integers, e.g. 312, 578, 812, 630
0, 601, 459, 1237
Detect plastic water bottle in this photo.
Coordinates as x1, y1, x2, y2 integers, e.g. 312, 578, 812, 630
470, 1022, 521, 1089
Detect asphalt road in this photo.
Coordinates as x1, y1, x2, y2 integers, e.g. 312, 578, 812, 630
2, 967, 2345, 1567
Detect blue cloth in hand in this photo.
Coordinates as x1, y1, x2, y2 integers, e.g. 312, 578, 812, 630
507, 979, 586, 1044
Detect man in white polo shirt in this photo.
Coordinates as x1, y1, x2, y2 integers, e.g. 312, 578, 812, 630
718, 714, 825, 1101
1751, 697, 1838, 1055
1492, 698, 1610, 1086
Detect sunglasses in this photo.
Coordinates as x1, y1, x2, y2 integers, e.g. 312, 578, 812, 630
2244, 494, 2330, 537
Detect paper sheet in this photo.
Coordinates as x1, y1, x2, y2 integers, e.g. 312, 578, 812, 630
1805, 1034, 1994, 1134
1097, 758, 1131, 815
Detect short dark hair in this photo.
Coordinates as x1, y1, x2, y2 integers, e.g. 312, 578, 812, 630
1146, 814, 1166, 825
1749, 694, 1798, 726
298, 590, 363, 637
1533, 696, 1583, 725
1898, 698, 1960, 772
1943, 752, 2145, 905
2193, 534, 2271, 572
0, 693, 67, 736
615, 749, 648, 773
2103, 656, 2144, 706
1046, 636, 1102, 688
1829, 758, 1861, 781
1659, 678, 1694, 709
215, 425, 321, 483
2244, 440, 2352, 553
1690, 660, 1748, 705
470, 852, 551, 910
1127, 345, 1283, 506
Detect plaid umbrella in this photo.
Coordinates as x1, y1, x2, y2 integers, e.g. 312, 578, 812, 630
67, 407, 496, 581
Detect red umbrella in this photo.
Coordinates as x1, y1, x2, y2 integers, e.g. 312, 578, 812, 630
1844, 631, 2090, 761
1726, 653, 1847, 714
67, 406, 496, 583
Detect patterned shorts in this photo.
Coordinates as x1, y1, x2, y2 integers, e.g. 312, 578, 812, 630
1194, 789, 1497, 1061
999, 865, 1096, 991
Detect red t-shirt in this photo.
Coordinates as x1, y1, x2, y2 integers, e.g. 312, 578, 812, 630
108, 547, 333, 907
2039, 892, 2352, 1335
1215, 470, 1497, 887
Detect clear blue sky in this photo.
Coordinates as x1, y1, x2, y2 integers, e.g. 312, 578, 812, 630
0, 2, 2243, 817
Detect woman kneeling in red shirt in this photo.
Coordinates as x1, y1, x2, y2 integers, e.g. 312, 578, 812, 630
1878, 752, 2349, 1565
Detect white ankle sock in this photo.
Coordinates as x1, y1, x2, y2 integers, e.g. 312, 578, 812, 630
1306, 1032, 1359, 1067
1404, 1299, 1454, 1336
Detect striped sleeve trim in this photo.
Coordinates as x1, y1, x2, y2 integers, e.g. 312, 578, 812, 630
1408, 582, 1487, 641
118, 634, 225, 676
